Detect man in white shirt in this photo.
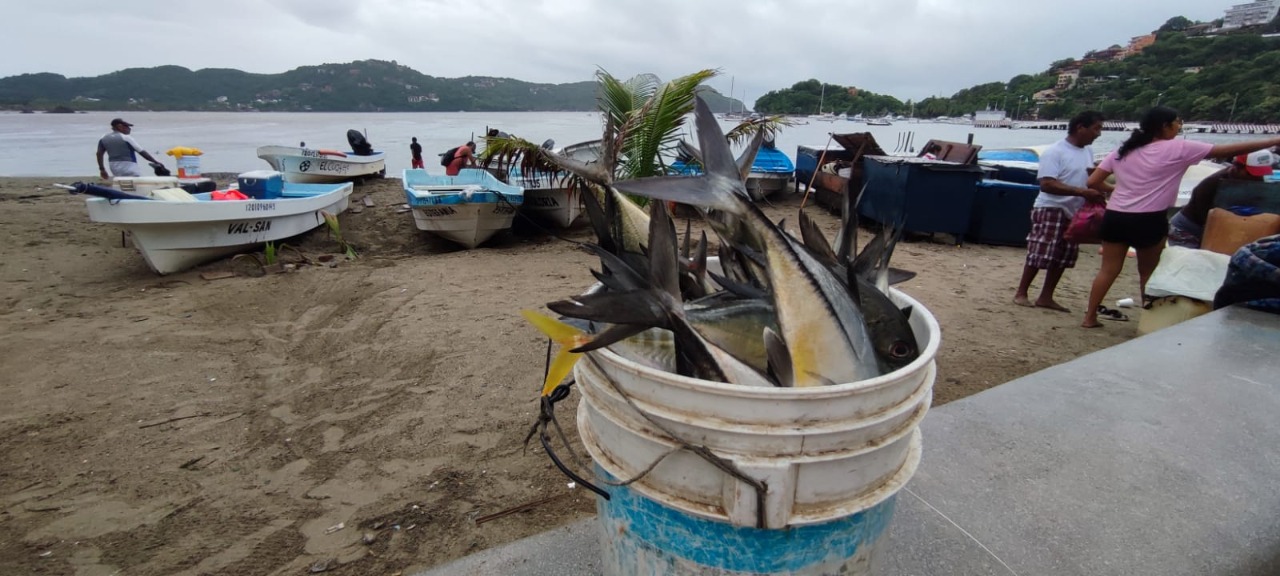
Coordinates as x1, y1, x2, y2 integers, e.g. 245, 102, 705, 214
96, 118, 162, 179
1013, 111, 1108, 312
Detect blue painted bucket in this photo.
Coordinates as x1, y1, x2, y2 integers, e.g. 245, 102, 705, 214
597, 473, 897, 575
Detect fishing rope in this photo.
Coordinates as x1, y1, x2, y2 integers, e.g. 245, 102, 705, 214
800, 132, 835, 209
581, 352, 770, 529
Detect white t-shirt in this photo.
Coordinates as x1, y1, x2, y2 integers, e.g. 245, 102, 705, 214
1033, 138, 1094, 217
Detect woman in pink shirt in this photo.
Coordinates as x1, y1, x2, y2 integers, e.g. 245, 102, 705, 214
1081, 106, 1280, 328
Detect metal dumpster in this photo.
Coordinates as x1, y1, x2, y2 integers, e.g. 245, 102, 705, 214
968, 179, 1041, 246
859, 155, 983, 243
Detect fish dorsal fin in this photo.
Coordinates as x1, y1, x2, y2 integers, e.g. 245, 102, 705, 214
708, 271, 769, 300
694, 96, 739, 183
735, 129, 766, 183
798, 208, 837, 267
568, 323, 649, 353
763, 327, 793, 388
900, 305, 914, 321
648, 200, 681, 300
835, 180, 868, 263
580, 183, 616, 255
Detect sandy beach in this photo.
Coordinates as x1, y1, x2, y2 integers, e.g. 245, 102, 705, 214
0, 175, 1141, 575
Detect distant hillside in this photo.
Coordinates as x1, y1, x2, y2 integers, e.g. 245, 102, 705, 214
0, 60, 744, 113
757, 15, 1280, 123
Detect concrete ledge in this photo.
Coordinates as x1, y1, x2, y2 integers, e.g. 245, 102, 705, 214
419, 306, 1280, 576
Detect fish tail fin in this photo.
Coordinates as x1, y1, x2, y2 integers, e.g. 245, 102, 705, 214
521, 309, 588, 397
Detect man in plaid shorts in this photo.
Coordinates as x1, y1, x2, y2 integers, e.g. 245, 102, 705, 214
1014, 110, 1109, 312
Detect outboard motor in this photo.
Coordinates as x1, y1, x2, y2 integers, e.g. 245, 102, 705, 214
346, 129, 374, 156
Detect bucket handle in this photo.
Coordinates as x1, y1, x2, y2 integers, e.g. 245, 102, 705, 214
530, 383, 612, 501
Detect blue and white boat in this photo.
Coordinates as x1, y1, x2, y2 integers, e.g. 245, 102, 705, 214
402, 168, 524, 248
744, 142, 796, 201
671, 141, 795, 201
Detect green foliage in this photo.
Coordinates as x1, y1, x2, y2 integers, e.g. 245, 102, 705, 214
0, 60, 746, 113
757, 28, 1280, 122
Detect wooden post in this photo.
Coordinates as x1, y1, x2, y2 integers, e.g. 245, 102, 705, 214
967, 133, 975, 145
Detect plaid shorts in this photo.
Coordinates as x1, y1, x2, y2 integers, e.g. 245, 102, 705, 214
1025, 207, 1079, 269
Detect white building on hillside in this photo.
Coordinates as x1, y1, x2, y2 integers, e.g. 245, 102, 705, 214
1223, 0, 1280, 29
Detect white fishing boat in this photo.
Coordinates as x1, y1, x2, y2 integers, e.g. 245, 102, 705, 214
403, 168, 524, 248
256, 145, 386, 183
78, 181, 353, 274
509, 168, 583, 228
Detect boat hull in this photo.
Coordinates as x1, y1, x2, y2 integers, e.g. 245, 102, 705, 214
745, 172, 792, 201
85, 182, 354, 274
509, 173, 583, 228
521, 187, 583, 228
409, 203, 518, 249
257, 146, 386, 183
402, 168, 525, 249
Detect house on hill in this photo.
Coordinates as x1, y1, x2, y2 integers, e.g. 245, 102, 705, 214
1222, 0, 1280, 29
1125, 34, 1156, 57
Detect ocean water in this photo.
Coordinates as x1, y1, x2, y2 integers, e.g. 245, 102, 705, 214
0, 110, 1256, 177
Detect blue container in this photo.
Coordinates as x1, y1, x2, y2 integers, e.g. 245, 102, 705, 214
237, 170, 284, 199
597, 474, 897, 575
968, 179, 1041, 246
859, 156, 983, 243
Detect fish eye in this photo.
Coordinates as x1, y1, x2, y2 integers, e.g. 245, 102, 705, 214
889, 341, 913, 358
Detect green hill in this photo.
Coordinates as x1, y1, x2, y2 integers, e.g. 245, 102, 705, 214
0, 60, 744, 113
756, 17, 1280, 123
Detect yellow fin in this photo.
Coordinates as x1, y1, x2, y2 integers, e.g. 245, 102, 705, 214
521, 310, 589, 397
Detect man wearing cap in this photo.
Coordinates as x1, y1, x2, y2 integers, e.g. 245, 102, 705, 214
96, 118, 162, 179
1168, 150, 1276, 249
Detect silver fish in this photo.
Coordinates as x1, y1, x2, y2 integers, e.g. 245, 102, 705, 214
611, 96, 881, 386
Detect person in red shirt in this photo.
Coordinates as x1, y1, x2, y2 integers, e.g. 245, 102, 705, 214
410, 137, 424, 169
446, 141, 477, 176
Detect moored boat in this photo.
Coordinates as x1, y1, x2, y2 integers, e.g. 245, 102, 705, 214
508, 168, 583, 228
403, 168, 524, 248
257, 145, 386, 184
76, 180, 353, 274
744, 140, 796, 201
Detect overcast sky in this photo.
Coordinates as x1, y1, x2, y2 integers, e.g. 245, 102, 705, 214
6, 0, 1230, 104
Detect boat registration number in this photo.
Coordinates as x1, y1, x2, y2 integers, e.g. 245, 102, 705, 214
228, 220, 272, 234
418, 207, 457, 217
492, 205, 516, 215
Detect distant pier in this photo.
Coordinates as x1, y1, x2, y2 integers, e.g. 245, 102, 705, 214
1012, 120, 1280, 135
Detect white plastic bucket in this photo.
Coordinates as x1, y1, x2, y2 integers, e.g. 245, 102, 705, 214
176, 155, 201, 178
573, 261, 940, 575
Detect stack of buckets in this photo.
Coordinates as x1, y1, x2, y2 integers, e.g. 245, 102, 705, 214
573, 261, 940, 575
166, 147, 203, 178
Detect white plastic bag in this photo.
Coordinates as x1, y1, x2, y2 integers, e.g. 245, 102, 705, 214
1146, 245, 1231, 301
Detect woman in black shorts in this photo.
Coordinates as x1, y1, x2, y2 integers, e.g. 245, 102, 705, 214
1081, 107, 1280, 328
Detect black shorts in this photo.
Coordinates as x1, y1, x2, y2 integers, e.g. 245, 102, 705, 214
1100, 209, 1168, 249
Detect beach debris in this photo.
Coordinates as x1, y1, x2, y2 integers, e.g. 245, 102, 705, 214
395, 204, 411, 213
361, 196, 375, 207
324, 522, 345, 534
362, 533, 377, 545
474, 493, 568, 525
309, 558, 333, 573
349, 204, 365, 215
38, 551, 51, 558
179, 455, 206, 470
138, 411, 213, 429
199, 271, 235, 281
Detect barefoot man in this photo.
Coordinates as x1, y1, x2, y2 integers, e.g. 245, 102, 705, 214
1014, 110, 1108, 312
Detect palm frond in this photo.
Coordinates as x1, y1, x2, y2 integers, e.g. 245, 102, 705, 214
725, 115, 794, 147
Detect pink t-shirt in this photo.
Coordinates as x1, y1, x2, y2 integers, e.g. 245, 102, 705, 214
1097, 139, 1214, 213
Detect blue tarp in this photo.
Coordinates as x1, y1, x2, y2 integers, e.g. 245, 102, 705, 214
977, 149, 1040, 163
